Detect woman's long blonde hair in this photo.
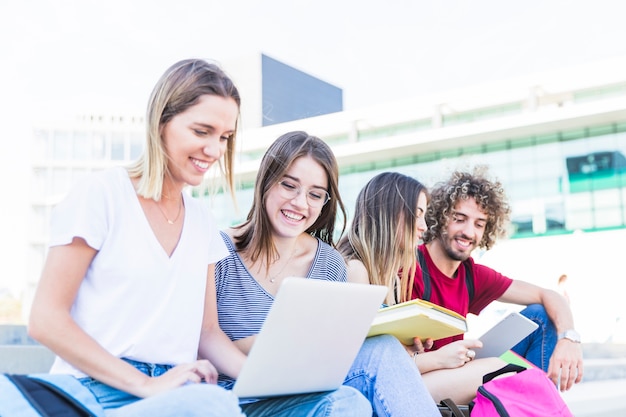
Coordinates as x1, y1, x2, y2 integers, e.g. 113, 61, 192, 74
338, 172, 427, 305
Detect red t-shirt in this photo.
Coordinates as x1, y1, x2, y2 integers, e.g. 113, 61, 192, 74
412, 244, 513, 350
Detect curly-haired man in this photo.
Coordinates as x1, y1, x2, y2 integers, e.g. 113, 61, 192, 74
410, 166, 583, 402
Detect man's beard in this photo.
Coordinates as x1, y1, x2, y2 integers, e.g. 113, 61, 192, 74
441, 234, 473, 262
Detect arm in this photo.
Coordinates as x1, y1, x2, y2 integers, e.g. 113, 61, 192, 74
232, 336, 257, 355
197, 263, 248, 380
29, 238, 204, 397
345, 259, 370, 284
498, 280, 583, 389
413, 339, 483, 374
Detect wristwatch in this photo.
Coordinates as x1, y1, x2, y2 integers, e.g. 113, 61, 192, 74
558, 329, 581, 343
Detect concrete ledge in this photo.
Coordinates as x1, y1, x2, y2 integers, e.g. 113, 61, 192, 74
0, 324, 38, 345
0, 345, 55, 374
582, 358, 626, 381
561, 378, 626, 417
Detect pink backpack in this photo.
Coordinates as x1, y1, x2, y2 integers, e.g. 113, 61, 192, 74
471, 364, 573, 416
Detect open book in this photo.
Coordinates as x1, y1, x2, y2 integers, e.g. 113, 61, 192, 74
367, 299, 467, 344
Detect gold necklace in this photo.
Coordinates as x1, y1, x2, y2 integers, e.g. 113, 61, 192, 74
267, 242, 298, 283
156, 196, 183, 225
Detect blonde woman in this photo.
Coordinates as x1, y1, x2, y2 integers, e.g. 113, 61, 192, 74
30, 59, 246, 417
338, 172, 504, 405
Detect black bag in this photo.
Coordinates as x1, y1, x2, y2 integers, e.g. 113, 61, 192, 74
0, 374, 101, 417
438, 398, 471, 417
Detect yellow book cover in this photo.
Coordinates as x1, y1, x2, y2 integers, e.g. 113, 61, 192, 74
367, 299, 467, 344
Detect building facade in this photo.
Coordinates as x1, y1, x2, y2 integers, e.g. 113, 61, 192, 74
24, 114, 145, 317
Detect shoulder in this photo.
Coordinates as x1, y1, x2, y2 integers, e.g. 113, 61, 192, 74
346, 259, 369, 284
57, 167, 128, 212
69, 167, 127, 194
90, 166, 130, 189
314, 238, 344, 262
471, 261, 511, 284
218, 229, 236, 251
310, 238, 347, 280
222, 227, 238, 241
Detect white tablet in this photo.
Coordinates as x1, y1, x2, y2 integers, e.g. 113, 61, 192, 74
473, 311, 539, 359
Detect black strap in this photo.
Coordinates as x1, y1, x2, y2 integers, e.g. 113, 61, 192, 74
482, 363, 527, 384
417, 248, 474, 303
7, 374, 97, 417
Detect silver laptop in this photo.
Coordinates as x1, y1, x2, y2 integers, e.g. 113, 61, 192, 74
232, 278, 387, 398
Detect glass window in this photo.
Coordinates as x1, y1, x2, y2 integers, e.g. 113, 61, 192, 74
27, 244, 46, 284
508, 179, 536, 201
566, 209, 593, 231
51, 168, 71, 197
29, 206, 47, 238
52, 130, 72, 160
31, 168, 49, 200
71, 168, 91, 186
211, 123, 626, 236
593, 189, 621, 209
73, 131, 91, 160
130, 132, 144, 160
111, 132, 126, 161
93, 132, 106, 160
594, 207, 622, 228
32, 129, 50, 161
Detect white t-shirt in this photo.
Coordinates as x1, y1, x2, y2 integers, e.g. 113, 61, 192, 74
48, 167, 228, 377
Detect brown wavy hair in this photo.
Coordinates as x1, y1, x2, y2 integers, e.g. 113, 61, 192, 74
232, 131, 346, 268
422, 166, 510, 250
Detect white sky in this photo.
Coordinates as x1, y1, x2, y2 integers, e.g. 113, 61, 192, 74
2, 0, 626, 295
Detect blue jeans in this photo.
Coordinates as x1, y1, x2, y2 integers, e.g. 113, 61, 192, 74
79, 359, 244, 417
218, 366, 371, 416
344, 335, 440, 417
511, 304, 557, 372
240, 387, 371, 417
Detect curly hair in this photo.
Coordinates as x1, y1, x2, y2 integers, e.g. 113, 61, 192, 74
422, 166, 510, 250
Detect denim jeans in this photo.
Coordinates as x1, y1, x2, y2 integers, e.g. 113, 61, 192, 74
511, 304, 557, 372
240, 386, 371, 417
344, 335, 440, 417
79, 359, 244, 417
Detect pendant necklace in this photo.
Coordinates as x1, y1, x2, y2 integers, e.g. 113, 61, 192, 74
267, 241, 298, 283
156, 196, 183, 225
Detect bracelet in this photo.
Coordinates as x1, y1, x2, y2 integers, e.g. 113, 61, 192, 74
412, 351, 419, 365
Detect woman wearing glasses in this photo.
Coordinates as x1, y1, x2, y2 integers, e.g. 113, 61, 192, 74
214, 131, 439, 417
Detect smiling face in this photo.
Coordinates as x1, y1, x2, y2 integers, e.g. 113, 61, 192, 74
161, 94, 239, 188
440, 197, 487, 261
265, 156, 329, 239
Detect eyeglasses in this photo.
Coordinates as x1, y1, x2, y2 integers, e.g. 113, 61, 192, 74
277, 180, 331, 208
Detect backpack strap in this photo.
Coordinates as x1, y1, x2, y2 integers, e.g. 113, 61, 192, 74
482, 363, 527, 384
438, 398, 471, 417
416, 248, 474, 303
464, 258, 474, 303
416, 248, 432, 301
6, 374, 100, 417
